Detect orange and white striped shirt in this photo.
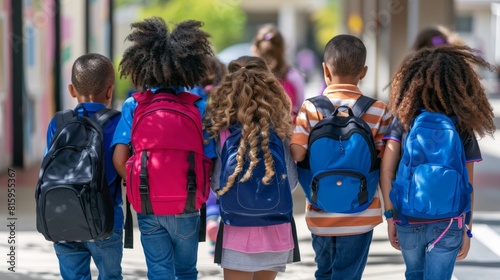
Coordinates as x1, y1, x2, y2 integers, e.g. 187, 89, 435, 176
291, 84, 392, 236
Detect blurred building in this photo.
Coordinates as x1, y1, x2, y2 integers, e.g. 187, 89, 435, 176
239, 0, 457, 99
455, 0, 500, 73
0, 0, 113, 172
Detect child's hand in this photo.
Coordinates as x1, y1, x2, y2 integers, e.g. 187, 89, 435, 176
456, 231, 471, 261
387, 221, 400, 250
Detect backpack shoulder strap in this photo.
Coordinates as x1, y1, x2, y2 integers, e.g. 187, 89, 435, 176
177, 91, 202, 105
132, 91, 154, 104
124, 194, 134, 249
219, 129, 231, 151
308, 95, 335, 118
352, 95, 376, 118
49, 109, 75, 147
90, 108, 121, 128
55, 109, 74, 128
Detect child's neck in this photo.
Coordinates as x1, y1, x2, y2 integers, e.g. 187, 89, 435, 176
77, 95, 109, 106
328, 76, 360, 86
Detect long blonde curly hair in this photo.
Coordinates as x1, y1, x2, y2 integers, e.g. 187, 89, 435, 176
204, 56, 294, 195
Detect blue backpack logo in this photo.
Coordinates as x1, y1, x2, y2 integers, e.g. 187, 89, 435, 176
297, 96, 380, 213
390, 112, 472, 220
218, 127, 293, 226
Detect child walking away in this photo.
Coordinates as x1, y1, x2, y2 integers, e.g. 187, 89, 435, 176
111, 17, 215, 280
36, 53, 123, 279
252, 24, 305, 122
204, 56, 300, 280
291, 34, 392, 280
380, 45, 496, 280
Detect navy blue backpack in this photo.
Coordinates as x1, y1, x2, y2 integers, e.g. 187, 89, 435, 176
297, 95, 380, 213
217, 126, 293, 227
390, 112, 472, 220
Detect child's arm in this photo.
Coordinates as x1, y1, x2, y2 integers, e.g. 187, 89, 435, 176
290, 100, 311, 162
457, 162, 475, 260
290, 143, 307, 162
380, 139, 401, 250
110, 96, 137, 179
380, 140, 400, 213
113, 144, 130, 180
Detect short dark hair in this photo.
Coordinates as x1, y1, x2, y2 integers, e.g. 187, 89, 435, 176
71, 53, 115, 97
323, 34, 366, 77
119, 17, 213, 90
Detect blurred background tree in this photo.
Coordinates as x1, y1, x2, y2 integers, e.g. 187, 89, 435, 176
139, 0, 247, 52
311, 0, 342, 53
113, 0, 247, 100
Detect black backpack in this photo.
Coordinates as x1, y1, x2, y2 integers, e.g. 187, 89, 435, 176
35, 106, 120, 242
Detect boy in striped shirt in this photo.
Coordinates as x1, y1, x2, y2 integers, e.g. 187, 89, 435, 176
290, 34, 392, 280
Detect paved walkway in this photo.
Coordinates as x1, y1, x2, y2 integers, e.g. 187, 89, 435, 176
0, 215, 404, 280
0, 164, 405, 280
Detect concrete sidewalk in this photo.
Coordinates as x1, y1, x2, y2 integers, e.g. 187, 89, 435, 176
0, 163, 405, 279
0, 215, 404, 280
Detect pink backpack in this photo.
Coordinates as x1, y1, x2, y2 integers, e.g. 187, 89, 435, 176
126, 90, 212, 215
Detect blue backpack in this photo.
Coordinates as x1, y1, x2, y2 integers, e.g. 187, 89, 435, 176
218, 126, 293, 226
390, 112, 472, 220
297, 95, 379, 213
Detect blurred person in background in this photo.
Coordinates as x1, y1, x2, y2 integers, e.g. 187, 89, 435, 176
252, 24, 305, 122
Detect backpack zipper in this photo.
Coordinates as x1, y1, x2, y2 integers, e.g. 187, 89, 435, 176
312, 170, 366, 192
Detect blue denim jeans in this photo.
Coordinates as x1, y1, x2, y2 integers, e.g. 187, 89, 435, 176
396, 220, 464, 280
137, 211, 200, 280
54, 230, 123, 280
312, 230, 373, 280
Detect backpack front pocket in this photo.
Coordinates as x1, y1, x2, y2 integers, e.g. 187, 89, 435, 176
312, 170, 368, 213
42, 184, 93, 242
411, 164, 462, 217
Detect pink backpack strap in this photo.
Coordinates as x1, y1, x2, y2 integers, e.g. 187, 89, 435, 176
219, 129, 231, 150
176, 91, 202, 105
132, 91, 154, 104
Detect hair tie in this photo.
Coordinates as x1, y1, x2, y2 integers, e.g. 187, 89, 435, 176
431, 36, 448, 46
264, 33, 273, 41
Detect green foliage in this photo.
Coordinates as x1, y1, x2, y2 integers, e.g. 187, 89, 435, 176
115, 0, 156, 8
312, 0, 342, 52
139, 0, 247, 51
113, 55, 133, 101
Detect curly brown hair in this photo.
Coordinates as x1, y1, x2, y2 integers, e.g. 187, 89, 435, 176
119, 17, 213, 90
199, 56, 227, 89
204, 56, 293, 195
389, 45, 495, 138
